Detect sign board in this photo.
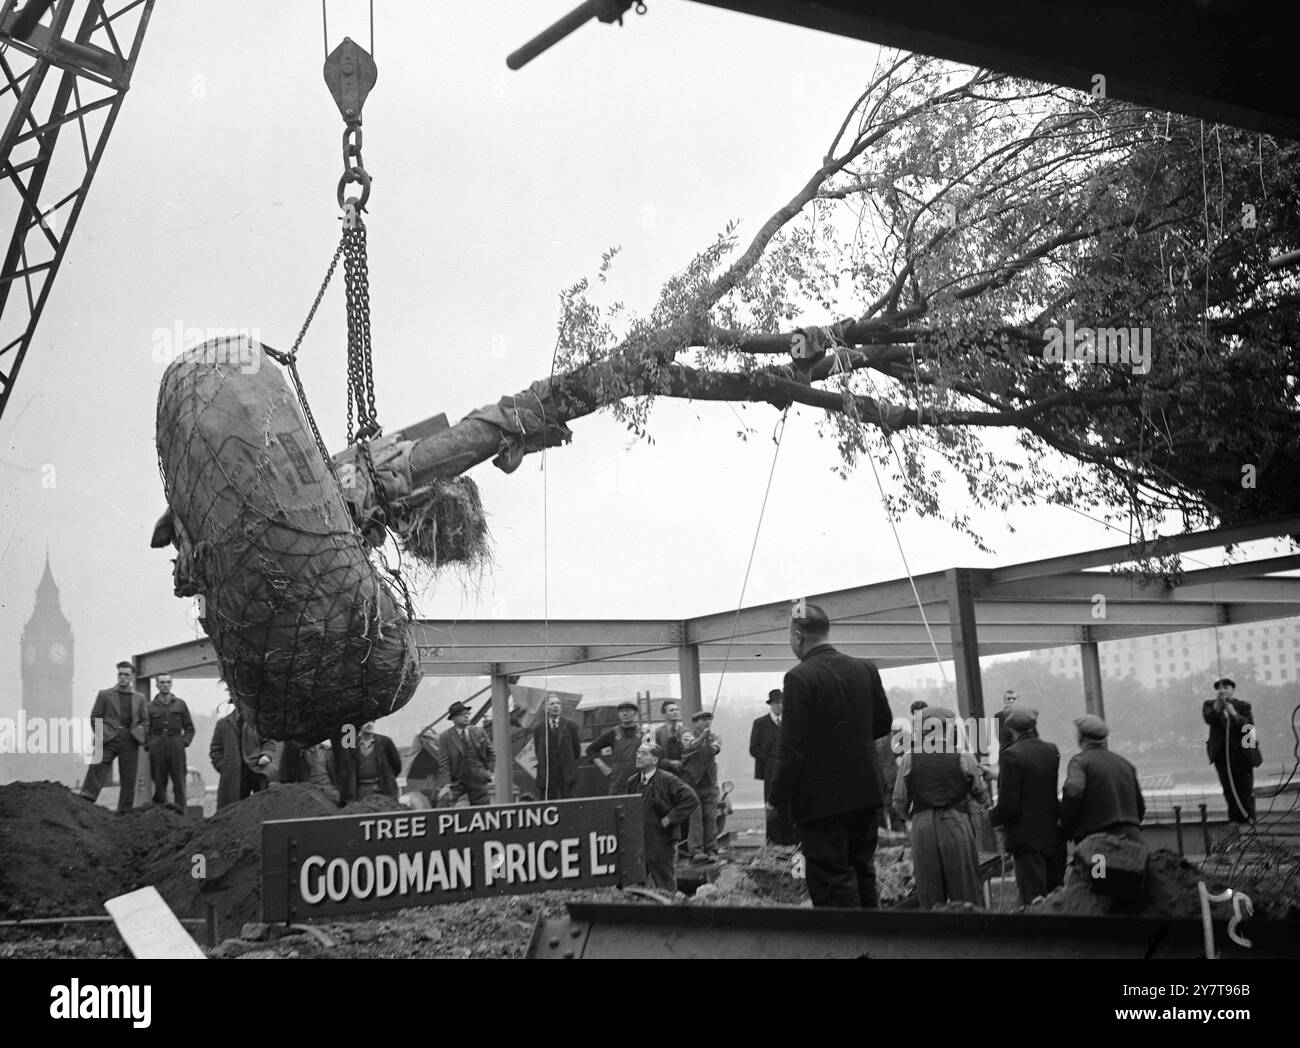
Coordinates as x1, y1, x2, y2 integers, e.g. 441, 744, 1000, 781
262, 796, 645, 922
104, 886, 207, 960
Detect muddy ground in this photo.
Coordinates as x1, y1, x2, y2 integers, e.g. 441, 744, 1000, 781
1, 782, 1292, 958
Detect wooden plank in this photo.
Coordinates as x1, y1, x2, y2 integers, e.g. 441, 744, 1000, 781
104, 886, 206, 960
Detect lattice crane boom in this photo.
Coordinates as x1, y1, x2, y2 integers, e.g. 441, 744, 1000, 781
0, 0, 153, 422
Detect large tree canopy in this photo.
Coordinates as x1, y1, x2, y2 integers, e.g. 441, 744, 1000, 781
378, 54, 1300, 551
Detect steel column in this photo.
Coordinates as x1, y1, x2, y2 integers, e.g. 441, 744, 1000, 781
946, 568, 984, 720
677, 641, 702, 720
490, 671, 512, 804
132, 671, 152, 807
1079, 637, 1104, 719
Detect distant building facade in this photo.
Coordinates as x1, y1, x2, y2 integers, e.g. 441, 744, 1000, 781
1038, 617, 1300, 688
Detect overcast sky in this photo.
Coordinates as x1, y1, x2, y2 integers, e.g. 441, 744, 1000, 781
1, 1, 1291, 725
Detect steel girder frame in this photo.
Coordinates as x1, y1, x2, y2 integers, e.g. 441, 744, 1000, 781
135, 515, 1300, 681
0, 0, 154, 421
528, 903, 1300, 960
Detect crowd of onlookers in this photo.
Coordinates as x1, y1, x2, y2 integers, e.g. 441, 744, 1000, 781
78, 647, 1261, 909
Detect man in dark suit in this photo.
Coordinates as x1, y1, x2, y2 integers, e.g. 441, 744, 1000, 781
625, 744, 698, 893
1203, 677, 1256, 824
79, 661, 149, 811
769, 601, 894, 907
989, 706, 1065, 904
749, 689, 796, 845
438, 701, 495, 807
533, 694, 581, 799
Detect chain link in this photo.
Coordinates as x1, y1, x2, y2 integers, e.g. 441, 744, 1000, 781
337, 121, 372, 210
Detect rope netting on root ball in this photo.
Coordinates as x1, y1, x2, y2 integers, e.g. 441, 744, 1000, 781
154, 338, 421, 745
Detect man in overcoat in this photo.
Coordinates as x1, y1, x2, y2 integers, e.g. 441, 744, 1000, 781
770, 602, 894, 907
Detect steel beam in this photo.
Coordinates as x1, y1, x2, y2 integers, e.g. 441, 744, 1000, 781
983, 516, 1300, 586
684, 572, 949, 645
946, 568, 984, 721
490, 672, 511, 804
410, 619, 678, 648
1176, 554, 1300, 586
1172, 578, 1300, 604
527, 903, 1298, 960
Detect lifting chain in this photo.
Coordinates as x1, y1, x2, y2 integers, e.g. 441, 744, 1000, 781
342, 211, 378, 445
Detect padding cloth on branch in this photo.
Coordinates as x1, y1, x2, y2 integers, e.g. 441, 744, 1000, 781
466, 378, 572, 473
155, 338, 421, 745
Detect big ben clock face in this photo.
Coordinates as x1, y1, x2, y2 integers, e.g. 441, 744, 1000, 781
49, 644, 68, 664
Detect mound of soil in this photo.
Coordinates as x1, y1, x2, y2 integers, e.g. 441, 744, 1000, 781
1028, 845, 1296, 920
0, 782, 191, 919
143, 785, 341, 930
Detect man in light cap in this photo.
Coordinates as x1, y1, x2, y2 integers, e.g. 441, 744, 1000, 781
1203, 677, 1256, 825
989, 706, 1065, 904
770, 601, 894, 907
750, 690, 796, 845
625, 743, 699, 893
1060, 715, 1145, 843
681, 709, 722, 862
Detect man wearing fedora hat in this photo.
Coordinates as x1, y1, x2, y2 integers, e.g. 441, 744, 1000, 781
1203, 677, 1257, 825
437, 701, 495, 807
989, 706, 1065, 904
750, 689, 796, 846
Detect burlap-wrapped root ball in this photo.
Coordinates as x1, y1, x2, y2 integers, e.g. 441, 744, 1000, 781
155, 337, 421, 744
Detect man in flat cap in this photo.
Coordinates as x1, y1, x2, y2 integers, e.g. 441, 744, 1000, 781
1203, 677, 1257, 825
750, 689, 796, 845
626, 744, 699, 893
989, 706, 1065, 904
681, 709, 722, 863
587, 701, 645, 795
1060, 715, 1145, 843
437, 701, 495, 807
770, 600, 894, 907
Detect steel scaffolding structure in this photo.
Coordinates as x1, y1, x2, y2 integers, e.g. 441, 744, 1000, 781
0, 0, 153, 421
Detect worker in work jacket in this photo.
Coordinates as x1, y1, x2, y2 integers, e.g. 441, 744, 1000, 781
588, 701, 645, 795
1202, 678, 1256, 824
146, 676, 195, 810
625, 744, 699, 894
1059, 715, 1145, 843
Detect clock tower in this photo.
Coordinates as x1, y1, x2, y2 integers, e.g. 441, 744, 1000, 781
19, 553, 75, 723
